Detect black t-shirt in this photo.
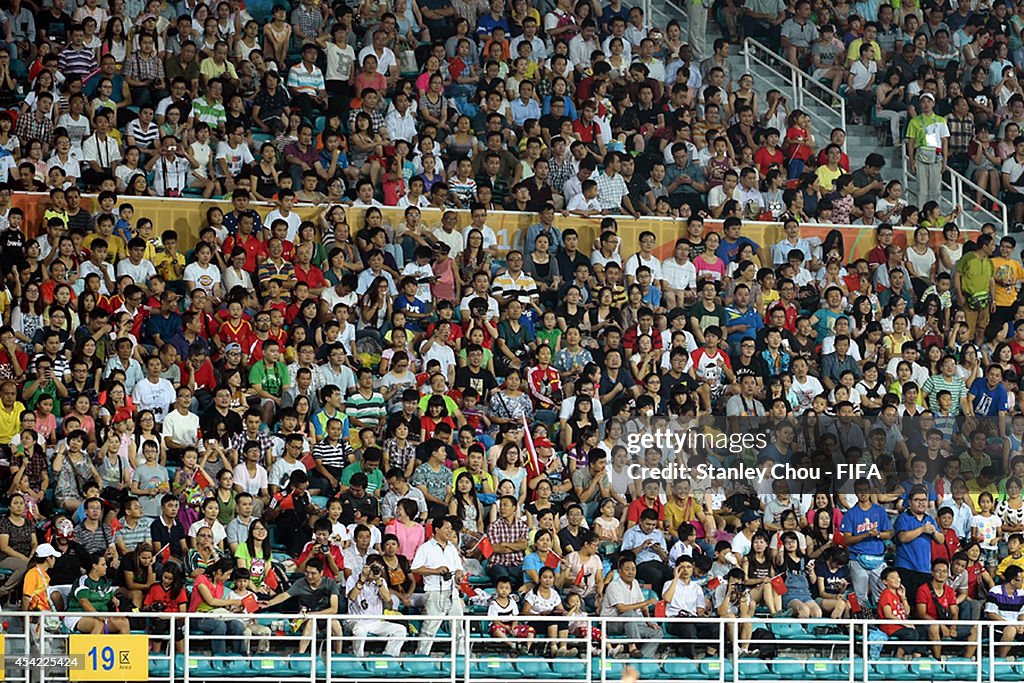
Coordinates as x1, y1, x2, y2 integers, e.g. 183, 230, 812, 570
337, 491, 379, 524
454, 365, 497, 397
49, 540, 89, 585
200, 406, 244, 445
286, 576, 340, 612
660, 369, 698, 401
540, 113, 570, 139
730, 354, 768, 380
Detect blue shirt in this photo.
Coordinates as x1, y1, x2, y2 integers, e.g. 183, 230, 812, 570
476, 12, 510, 36
717, 236, 761, 265
509, 97, 541, 127
894, 511, 937, 573
969, 377, 1008, 417
621, 525, 667, 565
839, 503, 890, 557
725, 305, 764, 346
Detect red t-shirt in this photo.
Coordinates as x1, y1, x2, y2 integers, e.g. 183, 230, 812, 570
626, 497, 665, 525
878, 588, 908, 635
294, 263, 327, 290
754, 146, 784, 176
223, 233, 267, 272
218, 319, 253, 350
914, 580, 955, 620
296, 541, 346, 580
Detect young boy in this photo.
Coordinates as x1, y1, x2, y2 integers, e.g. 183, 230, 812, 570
115, 203, 134, 242
565, 179, 602, 217
394, 276, 430, 335
487, 576, 536, 652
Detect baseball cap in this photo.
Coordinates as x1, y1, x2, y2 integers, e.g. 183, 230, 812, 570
535, 437, 554, 449
35, 543, 62, 559
225, 342, 243, 353
741, 510, 760, 524
920, 92, 935, 101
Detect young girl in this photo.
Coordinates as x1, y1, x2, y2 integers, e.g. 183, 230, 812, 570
774, 530, 822, 619
488, 576, 535, 652
593, 498, 622, 555
522, 567, 577, 657
420, 395, 457, 441
565, 592, 602, 654
972, 491, 1002, 572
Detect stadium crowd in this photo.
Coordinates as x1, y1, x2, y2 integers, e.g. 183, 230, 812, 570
0, 0, 1022, 667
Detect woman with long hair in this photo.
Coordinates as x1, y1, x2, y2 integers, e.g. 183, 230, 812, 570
189, 557, 246, 655
523, 565, 577, 657
65, 552, 131, 634
235, 519, 277, 597
143, 561, 188, 651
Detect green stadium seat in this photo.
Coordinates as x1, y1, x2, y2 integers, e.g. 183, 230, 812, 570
700, 658, 733, 679
873, 658, 913, 679
551, 658, 588, 678
250, 655, 291, 675
769, 622, 808, 639
365, 657, 404, 676
473, 655, 520, 678
515, 658, 554, 678
662, 660, 702, 678
909, 658, 955, 680
770, 659, 805, 677
289, 657, 328, 677
330, 655, 373, 678
805, 659, 845, 680
403, 655, 442, 677
735, 659, 775, 679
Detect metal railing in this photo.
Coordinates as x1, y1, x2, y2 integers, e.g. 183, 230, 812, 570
743, 37, 847, 152
900, 145, 1009, 234
9, 611, 1024, 683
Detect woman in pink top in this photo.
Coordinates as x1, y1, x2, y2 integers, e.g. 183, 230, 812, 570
694, 232, 727, 283
385, 499, 425, 560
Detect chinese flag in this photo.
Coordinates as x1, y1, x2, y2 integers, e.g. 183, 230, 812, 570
459, 581, 475, 598
544, 552, 561, 569
848, 592, 861, 614
771, 575, 788, 595
156, 544, 172, 563
301, 453, 317, 471
193, 468, 214, 490
522, 414, 540, 479
574, 566, 585, 586
654, 601, 667, 618
478, 536, 494, 559
832, 529, 845, 547
706, 577, 721, 591
242, 594, 260, 613
264, 566, 279, 591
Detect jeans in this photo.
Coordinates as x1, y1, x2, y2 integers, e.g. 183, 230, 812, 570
193, 617, 246, 655
486, 563, 521, 588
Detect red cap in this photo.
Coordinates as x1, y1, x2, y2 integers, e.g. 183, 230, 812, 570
535, 437, 554, 449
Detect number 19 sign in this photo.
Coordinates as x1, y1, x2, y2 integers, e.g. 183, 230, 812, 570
69, 635, 148, 681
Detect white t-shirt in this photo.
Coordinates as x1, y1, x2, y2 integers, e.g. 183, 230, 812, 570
116, 257, 158, 286
265, 209, 302, 242
791, 375, 825, 415
131, 378, 177, 422
215, 140, 254, 178
184, 262, 222, 295
232, 462, 269, 496
662, 257, 697, 290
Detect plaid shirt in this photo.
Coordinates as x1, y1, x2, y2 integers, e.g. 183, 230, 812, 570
12, 448, 47, 491
548, 153, 574, 195
124, 52, 165, 83
227, 430, 277, 467
14, 113, 53, 149
348, 107, 386, 136
946, 113, 974, 157
595, 170, 629, 211
486, 516, 529, 567
291, 4, 324, 39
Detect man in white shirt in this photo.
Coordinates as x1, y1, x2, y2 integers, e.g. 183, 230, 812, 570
131, 355, 177, 423
599, 555, 662, 657
117, 237, 158, 285
81, 111, 122, 189
662, 239, 697, 309
420, 322, 457, 386
410, 515, 466, 654
662, 557, 715, 657
624, 230, 664, 285
162, 386, 203, 457
357, 28, 398, 82
346, 556, 407, 656
385, 91, 417, 143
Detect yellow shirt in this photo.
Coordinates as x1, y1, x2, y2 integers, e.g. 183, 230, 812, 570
845, 38, 882, 67
664, 496, 705, 537
996, 553, 1024, 580
199, 58, 238, 81
83, 233, 127, 264
992, 256, 1024, 308
0, 400, 25, 444
815, 164, 842, 192
154, 251, 186, 282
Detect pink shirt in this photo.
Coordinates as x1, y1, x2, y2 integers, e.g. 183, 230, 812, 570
386, 519, 425, 560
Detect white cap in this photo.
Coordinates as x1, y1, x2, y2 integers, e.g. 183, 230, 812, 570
35, 543, 61, 559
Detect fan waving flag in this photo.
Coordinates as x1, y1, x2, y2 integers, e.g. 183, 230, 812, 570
193, 467, 214, 491
522, 414, 540, 479
156, 544, 172, 563
544, 551, 561, 569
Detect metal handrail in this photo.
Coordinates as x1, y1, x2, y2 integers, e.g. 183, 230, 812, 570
900, 143, 1009, 233
743, 37, 847, 152
11, 611, 1024, 683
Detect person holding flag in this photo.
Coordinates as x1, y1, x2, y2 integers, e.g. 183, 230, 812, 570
562, 531, 605, 611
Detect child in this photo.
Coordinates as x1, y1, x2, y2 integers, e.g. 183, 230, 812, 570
394, 276, 431, 335
565, 592, 602, 654
565, 179, 601, 217
228, 568, 272, 653
460, 389, 490, 438
449, 158, 477, 209
487, 576, 535, 652
535, 310, 562, 354
382, 155, 407, 207
971, 491, 1002, 572
401, 246, 436, 302
594, 498, 621, 555
996, 532, 1024, 580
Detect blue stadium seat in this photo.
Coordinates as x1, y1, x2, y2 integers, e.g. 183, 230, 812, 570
289, 657, 327, 677
872, 658, 913, 679
735, 659, 775, 679
212, 654, 248, 677
595, 657, 624, 679
330, 655, 373, 678
515, 657, 554, 678
184, 656, 218, 677
403, 655, 442, 677
437, 654, 467, 677
805, 659, 846, 680
662, 660, 702, 678
909, 659, 955, 680
365, 657, 405, 676
942, 657, 978, 679
700, 658, 734, 679
769, 622, 808, 639
551, 658, 588, 678
250, 656, 291, 675
473, 656, 520, 678
770, 659, 805, 677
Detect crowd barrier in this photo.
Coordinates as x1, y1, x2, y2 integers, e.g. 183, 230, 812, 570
9, 192, 976, 264
2, 611, 1022, 682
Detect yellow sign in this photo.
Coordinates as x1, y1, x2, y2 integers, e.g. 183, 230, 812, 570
69, 634, 148, 681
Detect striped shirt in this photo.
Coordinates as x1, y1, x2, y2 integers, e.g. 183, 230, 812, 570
312, 437, 351, 470
58, 47, 97, 76
191, 96, 226, 128
922, 373, 968, 415
126, 119, 160, 150
491, 271, 539, 305
286, 63, 326, 97
346, 390, 386, 428
114, 518, 151, 551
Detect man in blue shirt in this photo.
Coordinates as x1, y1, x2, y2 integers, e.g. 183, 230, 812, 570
969, 364, 1009, 429
894, 484, 946, 600
621, 508, 672, 595
840, 479, 894, 606
724, 284, 763, 354
717, 216, 764, 265
476, 0, 510, 37
509, 81, 541, 129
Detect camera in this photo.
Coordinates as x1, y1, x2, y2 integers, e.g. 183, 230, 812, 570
371, 565, 382, 577
320, 544, 330, 553
440, 570, 453, 582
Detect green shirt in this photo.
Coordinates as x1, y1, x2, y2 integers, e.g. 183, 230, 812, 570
905, 112, 949, 152
340, 461, 385, 494
955, 250, 994, 297
249, 360, 289, 397
68, 575, 114, 612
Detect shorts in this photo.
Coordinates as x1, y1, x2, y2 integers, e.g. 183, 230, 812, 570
571, 625, 602, 642
64, 615, 83, 632
490, 623, 535, 639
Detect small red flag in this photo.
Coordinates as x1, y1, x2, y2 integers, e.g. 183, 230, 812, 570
241, 594, 260, 613
832, 529, 845, 547
156, 544, 171, 563
574, 566, 585, 586
706, 577, 721, 591
193, 468, 214, 490
459, 581, 475, 598
301, 452, 317, 471
477, 536, 494, 559
771, 575, 788, 595
654, 600, 667, 618
522, 414, 540, 480
264, 566, 279, 591
544, 551, 561, 569
848, 592, 861, 614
